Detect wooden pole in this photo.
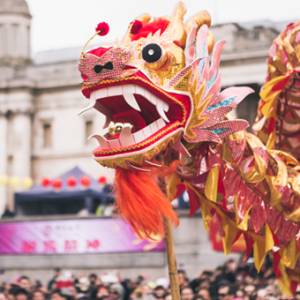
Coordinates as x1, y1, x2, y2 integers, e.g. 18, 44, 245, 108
164, 217, 181, 300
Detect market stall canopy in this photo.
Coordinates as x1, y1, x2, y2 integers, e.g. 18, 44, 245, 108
14, 167, 113, 216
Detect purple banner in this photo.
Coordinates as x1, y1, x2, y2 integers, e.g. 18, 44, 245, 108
0, 218, 165, 255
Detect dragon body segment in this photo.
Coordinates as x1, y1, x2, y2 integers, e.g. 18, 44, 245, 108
254, 21, 300, 160
79, 3, 300, 294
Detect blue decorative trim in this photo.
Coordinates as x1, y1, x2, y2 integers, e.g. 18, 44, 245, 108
207, 96, 235, 111
211, 128, 228, 135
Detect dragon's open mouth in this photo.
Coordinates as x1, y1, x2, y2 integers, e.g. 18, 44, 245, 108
82, 72, 191, 162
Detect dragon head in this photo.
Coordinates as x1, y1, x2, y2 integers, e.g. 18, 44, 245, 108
79, 2, 252, 170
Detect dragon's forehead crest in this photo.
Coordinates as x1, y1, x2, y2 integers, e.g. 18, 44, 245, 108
79, 2, 191, 88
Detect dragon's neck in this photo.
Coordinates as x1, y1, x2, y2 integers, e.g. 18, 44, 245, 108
276, 73, 300, 159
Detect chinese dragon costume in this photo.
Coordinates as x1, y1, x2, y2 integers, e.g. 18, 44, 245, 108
79, 3, 300, 294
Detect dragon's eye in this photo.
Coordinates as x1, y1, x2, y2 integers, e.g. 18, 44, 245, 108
142, 43, 162, 63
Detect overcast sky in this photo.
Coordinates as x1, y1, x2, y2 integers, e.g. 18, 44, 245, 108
26, 0, 300, 53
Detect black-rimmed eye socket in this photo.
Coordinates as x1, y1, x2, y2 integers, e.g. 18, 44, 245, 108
142, 43, 162, 63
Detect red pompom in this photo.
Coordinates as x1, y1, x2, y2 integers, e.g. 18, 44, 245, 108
98, 176, 107, 185
52, 178, 62, 190
67, 177, 77, 188
41, 177, 51, 187
80, 176, 91, 188
95, 22, 110, 36
130, 20, 143, 34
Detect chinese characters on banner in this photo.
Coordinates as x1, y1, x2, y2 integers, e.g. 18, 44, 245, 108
0, 218, 165, 255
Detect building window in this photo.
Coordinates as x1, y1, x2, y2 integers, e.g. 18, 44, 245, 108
12, 24, 19, 51
85, 120, 94, 142
42, 121, 52, 148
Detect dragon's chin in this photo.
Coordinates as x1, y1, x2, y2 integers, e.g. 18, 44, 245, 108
82, 71, 192, 169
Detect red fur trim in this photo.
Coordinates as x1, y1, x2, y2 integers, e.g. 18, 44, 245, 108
131, 18, 170, 41
96, 22, 110, 36
130, 20, 143, 34
115, 168, 178, 239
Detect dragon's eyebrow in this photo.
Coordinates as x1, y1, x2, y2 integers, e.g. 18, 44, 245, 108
95, 50, 114, 63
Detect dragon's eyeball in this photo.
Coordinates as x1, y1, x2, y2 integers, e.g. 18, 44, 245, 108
141, 43, 169, 70
142, 43, 162, 63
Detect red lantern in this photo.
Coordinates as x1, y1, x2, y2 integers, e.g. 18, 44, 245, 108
52, 178, 62, 190
80, 176, 91, 188
41, 177, 51, 187
98, 176, 107, 185
67, 177, 77, 188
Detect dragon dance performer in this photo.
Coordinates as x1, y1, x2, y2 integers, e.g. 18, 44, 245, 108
78, 2, 300, 295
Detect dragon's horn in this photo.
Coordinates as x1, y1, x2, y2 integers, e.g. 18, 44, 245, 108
185, 10, 211, 32
164, 1, 187, 48
185, 10, 215, 53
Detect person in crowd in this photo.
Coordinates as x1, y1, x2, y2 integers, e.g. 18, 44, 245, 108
17, 277, 31, 293
181, 287, 194, 300
177, 270, 189, 289
193, 296, 205, 300
0, 293, 7, 300
48, 269, 62, 292
109, 283, 124, 300
32, 290, 46, 300
217, 283, 235, 300
164, 293, 171, 300
15, 289, 29, 300
50, 289, 68, 300
96, 284, 110, 300
152, 285, 166, 300
197, 288, 211, 300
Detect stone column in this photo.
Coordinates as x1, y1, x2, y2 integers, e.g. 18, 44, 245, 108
0, 114, 8, 216
12, 111, 32, 179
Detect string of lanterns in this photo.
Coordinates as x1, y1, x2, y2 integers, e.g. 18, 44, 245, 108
0, 176, 33, 189
0, 175, 107, 190
41, 176, 107, 190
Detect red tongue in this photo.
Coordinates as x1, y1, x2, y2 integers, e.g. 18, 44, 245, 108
111, 110, 146, 131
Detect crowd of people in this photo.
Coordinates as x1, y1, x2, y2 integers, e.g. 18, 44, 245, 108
0, 258, 298, 300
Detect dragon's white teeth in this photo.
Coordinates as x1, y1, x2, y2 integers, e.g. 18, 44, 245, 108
128, 163, 151, 172
135, 85, 145, 97
123, 92, 141, 112
93, 88, 108, 99
108, 86, 122, 97
108, 139, 121, 148
135, 86, 169, 116
145, 160, 162, 167
142, 92, 170, 123
157, 118, 166, 129
88, 134, 109, 148
133, 130, 144, 143
103, 116, 111, 129
144, 90, 156, 105
119, 126, 135, 147
156, 102, 170, 123
120, 125, 133, 135
78, 100, 96, 116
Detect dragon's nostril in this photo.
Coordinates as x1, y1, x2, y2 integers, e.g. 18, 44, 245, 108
105, 61, 114, 70
94, 65, 103, 74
